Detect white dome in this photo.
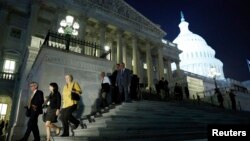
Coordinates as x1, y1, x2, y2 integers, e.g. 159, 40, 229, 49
172, 12, 225, 80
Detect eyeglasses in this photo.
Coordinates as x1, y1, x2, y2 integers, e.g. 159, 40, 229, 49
30, 85, 35, 87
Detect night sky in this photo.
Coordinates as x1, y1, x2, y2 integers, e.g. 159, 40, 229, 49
124, 0, 250, 81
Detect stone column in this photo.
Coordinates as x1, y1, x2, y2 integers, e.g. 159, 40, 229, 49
157, 46, 164, 79
176, 61, 181, 71
0, 7, 8, 71
116, 30, 123, 63
0, 7, 8, 45
167, 59, 173, 81
137, 50, 141, 79
175, 60, 181, 76
79, 16, 88, 54
25, 1, 40, 46
146, 42, 153, 88
78, 15, 88, 41
99, 22, 107, 56
132, 35, 139, 75
111, 42, 116, 62
122, 38, 127, 66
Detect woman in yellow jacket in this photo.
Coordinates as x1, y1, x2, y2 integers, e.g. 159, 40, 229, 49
60, 74, 82, 137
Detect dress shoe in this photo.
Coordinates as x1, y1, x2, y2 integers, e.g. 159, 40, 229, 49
72, 123, 79, 130
60, 134, 69, 137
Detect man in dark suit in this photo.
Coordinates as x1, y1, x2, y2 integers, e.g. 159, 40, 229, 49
116, 62, 132, 102
111, 64, 120, 104
130, 73, 139, 100
18, 82, 44, 141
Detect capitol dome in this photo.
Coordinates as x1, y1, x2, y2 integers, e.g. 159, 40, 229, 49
173, 12, 225, 80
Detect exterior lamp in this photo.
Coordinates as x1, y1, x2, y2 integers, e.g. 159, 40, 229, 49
208, 66, 220, 89
58, 15, 80, 50
104, 45, 110, 51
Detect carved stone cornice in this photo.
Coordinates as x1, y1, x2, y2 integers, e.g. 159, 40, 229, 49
73, 0, 166, 37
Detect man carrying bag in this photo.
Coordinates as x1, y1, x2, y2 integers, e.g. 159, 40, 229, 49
18, 82, 44, 141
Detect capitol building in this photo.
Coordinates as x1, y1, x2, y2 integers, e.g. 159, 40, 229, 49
173, 12, 225, 80
0, 0, 182, 140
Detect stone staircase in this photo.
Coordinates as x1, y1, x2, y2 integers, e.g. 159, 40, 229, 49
53, 100, 250, 141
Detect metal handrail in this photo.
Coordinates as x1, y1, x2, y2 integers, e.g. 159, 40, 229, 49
0, 72, 16, 80
42, 31, 111, 59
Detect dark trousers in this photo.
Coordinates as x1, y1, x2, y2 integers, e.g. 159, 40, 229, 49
118, 85, 130, 102
219, 101, 224, 108
130, 86, 137, 100
113, 86, 122, 104
231, 99, 236, 110
0, 127, 3, 135
22, 111, 40, 141
101, 92, 108, 108
60, 104, 80, 135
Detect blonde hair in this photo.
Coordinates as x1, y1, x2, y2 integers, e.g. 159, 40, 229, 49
65, 74, 73, 81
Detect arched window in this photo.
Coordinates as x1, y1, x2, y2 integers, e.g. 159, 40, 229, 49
3, 59, 16, 73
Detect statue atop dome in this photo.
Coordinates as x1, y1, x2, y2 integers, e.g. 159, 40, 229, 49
181, 11, 185, 22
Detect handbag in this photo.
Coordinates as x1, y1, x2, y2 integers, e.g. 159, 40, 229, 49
71, 82, 80, 101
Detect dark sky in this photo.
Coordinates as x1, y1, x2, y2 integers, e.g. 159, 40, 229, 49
124, 0, 250, 81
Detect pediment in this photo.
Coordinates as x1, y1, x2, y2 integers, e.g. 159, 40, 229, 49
73, 0, 166, 37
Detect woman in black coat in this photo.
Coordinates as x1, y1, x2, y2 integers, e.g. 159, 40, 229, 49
45, 83, 61, 141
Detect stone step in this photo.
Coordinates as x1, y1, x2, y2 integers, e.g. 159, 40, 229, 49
120, 101, 202, 107
74, 128, 207, 137
82, 120, 208, 130
53, 131, 206, 141
117, 106, 227, 115
52, 100, 250, 141
74, 125, 206, 135
79, 121, 207, 130
114, 108, 247, 121
120, 101, 228, 112
113, 110, 233, 118
84, 122, 207, 130
52, 136, 89, 141
91, 115, 242, 125
118, 104, 228, 112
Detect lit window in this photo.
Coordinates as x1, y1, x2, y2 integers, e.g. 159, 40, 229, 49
143, 63, 147, 69
0, 103, 7, 120
164, 68, 167, 74
3, 60, 16, 73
